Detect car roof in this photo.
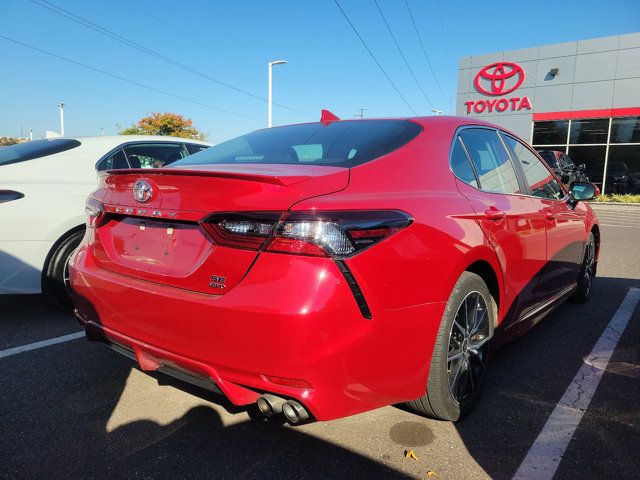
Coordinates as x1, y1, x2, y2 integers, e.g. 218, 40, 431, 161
268, 115, 517, 137
58, 135, 213, 149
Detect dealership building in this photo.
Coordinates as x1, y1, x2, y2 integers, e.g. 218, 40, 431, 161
456, 32, 640, 194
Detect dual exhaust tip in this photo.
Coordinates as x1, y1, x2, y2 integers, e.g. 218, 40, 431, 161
256, 394, 310, 424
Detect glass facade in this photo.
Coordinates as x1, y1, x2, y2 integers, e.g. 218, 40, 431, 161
533, 116, 640, 194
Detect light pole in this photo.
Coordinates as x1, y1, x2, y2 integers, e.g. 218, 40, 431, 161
430, 109, 443, 116
268, 60, 287, 128
57, 102, 65, 136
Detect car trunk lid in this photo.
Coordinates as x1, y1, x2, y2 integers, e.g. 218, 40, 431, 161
90, 164, 348, 294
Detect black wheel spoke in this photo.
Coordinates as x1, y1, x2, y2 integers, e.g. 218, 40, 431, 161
447, 290, 491, 405
448, 358, 463, 391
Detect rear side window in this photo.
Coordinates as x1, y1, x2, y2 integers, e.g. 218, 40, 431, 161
172, 120, 422, 168
505, 136, 564, 200
124, 143, 187, 168
458, 128, 520, 194
0, 139, 81, 167
186, 143, 210, 155
97, 149, 129, 171
450, 136, 478, 188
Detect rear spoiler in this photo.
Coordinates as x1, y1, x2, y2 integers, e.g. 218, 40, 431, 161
104, 167, 314, 186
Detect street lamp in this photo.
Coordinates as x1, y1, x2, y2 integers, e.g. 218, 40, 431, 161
57, 102, 65, 136
268, 60, 287, 128
430, 109, 443, 116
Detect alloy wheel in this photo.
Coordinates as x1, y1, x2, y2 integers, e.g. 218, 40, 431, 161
447, 291, 491, 404
63, 254, 73, 296
583, 237, 595, 297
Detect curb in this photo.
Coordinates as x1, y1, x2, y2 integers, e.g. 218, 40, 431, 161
588, 202, 640, 207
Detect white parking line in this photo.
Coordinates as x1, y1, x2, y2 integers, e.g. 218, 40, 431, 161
0, 331, 85, 359
513, 287, 640, 480
600, 224, 639, 228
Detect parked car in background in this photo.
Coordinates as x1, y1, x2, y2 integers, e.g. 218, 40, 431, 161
71, 116, 599, 424
0, 136, 210, 308
536, 149, 589, 187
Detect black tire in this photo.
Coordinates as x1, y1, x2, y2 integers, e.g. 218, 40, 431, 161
42, 229, 84, 311
406, 271, 496, 421
571, 232, 596, 303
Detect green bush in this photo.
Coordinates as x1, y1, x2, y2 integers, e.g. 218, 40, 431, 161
594, 194, 640, 204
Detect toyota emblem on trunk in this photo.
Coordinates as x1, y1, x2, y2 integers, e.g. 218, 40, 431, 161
133, 180, 153, 203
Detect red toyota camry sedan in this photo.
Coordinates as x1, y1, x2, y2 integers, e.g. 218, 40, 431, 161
70, 115, 599, 423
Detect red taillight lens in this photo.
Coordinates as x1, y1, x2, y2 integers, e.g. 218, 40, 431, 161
85, 197, 105, 228
0, 190, 24, 204
200, 210, 412, 257
200, 212, 281, 250
265, 237, 328, 256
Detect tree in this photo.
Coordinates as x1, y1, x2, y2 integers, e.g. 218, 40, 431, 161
0, 137, 27, 146
119, 112, 206, 140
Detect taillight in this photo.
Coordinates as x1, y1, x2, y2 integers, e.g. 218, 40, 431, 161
200, 212, 281, 250
85, 197, 106, 228
0, 190, 24, 204
267, 211, 411, 256
201, 210, 412, 257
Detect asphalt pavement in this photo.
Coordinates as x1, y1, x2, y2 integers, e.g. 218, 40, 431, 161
1, 202, 639, 479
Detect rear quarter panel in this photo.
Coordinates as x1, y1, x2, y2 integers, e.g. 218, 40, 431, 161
292, 119, 503, 312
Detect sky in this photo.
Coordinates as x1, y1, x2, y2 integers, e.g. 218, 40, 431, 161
1, 0, 639, 143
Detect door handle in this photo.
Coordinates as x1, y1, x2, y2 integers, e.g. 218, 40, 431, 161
484, 209, 506, 221
543, 208, 557, 221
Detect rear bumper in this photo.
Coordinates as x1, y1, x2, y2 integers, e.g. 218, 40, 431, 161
70, 244, 445, 421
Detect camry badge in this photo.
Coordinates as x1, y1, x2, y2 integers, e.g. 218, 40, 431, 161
133, 180, 153, 203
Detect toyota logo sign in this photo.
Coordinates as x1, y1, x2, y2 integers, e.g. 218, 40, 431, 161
133, 180, 154, 204
474, 61, 525, 96
465, 61, 532, 115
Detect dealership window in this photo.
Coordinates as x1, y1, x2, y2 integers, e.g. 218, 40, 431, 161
532, 121, 569, 145
611, 117, 640, 144
532, 116, 640, 194
569, 119, 609, 144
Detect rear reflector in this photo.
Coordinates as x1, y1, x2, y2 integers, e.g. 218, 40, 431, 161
264, 375, 313, 389
0, 190, 24, 204
200, 210, 412, 258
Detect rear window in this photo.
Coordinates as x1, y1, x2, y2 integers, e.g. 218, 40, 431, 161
172, 120, 422, 168
0, 139, 81, 167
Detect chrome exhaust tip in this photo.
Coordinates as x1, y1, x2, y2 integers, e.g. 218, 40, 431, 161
282, 400, 309, 424
256, 394, 286, 417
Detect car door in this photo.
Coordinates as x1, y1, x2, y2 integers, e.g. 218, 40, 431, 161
454, 127, 547, 327
502, 134, 586, 302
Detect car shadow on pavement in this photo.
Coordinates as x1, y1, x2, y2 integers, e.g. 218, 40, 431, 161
0, 295, 411, 479
452, 276, 640, 480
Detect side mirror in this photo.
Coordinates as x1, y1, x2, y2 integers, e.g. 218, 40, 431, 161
568, 182, 598, 206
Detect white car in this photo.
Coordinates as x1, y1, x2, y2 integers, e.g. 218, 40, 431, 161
0, 135, 210, 308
